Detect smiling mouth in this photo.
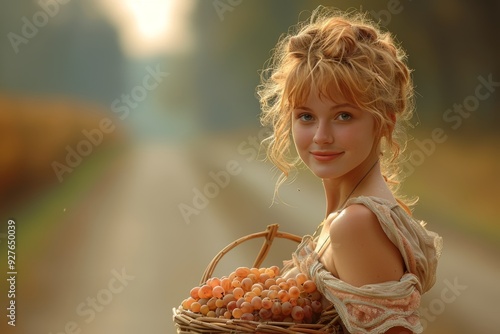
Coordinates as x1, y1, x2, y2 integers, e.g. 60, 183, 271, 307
310, 151, 344, 161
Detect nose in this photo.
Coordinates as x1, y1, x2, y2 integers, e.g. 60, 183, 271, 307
313, 121, 334, 145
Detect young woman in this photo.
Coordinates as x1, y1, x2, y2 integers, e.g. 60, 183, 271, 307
258, 7, 442, 334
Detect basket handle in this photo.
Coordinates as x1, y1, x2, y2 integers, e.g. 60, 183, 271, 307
200, 224, 302, 284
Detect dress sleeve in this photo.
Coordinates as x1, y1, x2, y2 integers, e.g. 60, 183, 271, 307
311, 261, 423, 334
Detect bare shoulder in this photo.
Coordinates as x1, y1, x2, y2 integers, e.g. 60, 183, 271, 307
330, 204, 380, 236
329, 204, 404, 287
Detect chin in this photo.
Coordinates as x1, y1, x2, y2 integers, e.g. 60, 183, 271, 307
307, 167, 341, 180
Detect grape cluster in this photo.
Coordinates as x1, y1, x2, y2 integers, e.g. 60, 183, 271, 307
180, 266, 323, 323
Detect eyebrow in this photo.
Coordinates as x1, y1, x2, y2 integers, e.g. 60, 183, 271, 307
294, 103, 357, 111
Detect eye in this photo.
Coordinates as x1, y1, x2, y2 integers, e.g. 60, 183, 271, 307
297, 113, 314, 122
336, 112, 352, 121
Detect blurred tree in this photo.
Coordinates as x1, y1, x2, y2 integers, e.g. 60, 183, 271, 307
0, 2, 126, 104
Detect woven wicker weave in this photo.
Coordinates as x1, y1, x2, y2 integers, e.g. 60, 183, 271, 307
173, 224, 342, 334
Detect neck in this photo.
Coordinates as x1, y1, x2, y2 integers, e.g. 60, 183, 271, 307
323, 156, 381, 217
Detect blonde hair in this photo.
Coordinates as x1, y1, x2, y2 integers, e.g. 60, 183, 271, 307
257, 6, 415, 207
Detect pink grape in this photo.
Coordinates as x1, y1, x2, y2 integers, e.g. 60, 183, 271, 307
264, 278, 276, 289
200, 304, 209, 315
222, 293, 235, 306
261, 297, 273, 309
250, 268, 261, 278
269, 265, 280, 277
244, 292, 256, 303
207, 277, 220, 288
235, 267, 250, 278
240, 301, 254, 314
251, 296, 262, 310
233, 287, 244, 300
251, 284, 263, 296
236, 298, 245, 308
309, 290, 322, 301
311, 300, 322, 313
259, 307, 272, 320
291, 306, 305, 321
289, 286, 300, 299
207, 297, 217, 310
275, 277, 286, 285
212, 286, 225, 299
271, 301, 282, 315
215, 307, 226, 317
247, 273, 257, 283
281, 301, 292, 316
227, 301, 237, 312
303, 280, 317, 293
267, 289, 278, 300
189, 302, 201, 313
279, 281, 290, 290
278, 290, 290, 302
198, 285, 213, 299
220, 278, 231, 292
182, 297, 195, 310
287, 278, 298, 287
295, 273, 308, 285
232, 308, 243, 319
303, 305, 313, 323
258, 273, 270, 284
241, 277, 253, 292
190, 287, 200, 299
265, 268, 276, 278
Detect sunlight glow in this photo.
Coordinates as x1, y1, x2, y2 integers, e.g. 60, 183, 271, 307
124, 0, 171, 40
96, 0, 195, 58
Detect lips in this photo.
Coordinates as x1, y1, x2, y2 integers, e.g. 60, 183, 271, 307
310, 151, 344, 161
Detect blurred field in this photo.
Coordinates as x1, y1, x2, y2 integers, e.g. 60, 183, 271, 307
0, 93, 126, 212
403, 131, 500, 243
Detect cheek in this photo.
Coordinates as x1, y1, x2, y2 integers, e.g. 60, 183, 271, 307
337, 125, 375, 151
291, 124, 311, 150
292, 125, 315, 163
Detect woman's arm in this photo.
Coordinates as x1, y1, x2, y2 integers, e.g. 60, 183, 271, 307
329, 204, 405, 287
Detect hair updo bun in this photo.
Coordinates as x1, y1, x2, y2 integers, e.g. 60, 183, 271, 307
258, 6, 415, 204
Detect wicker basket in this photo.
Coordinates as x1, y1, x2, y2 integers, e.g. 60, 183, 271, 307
172, 224, 342, 334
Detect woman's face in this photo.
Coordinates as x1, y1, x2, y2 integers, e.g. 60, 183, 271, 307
291, 89, 378, 180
